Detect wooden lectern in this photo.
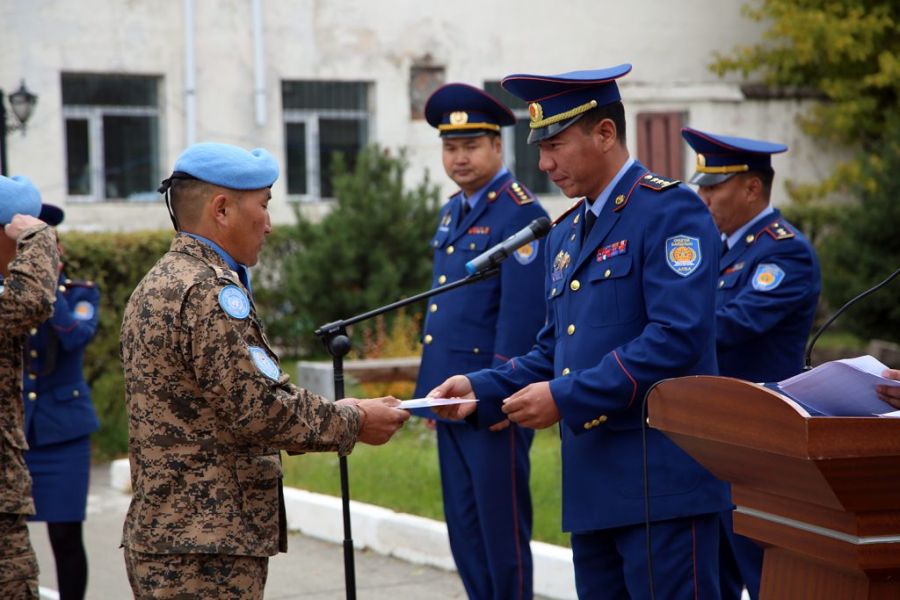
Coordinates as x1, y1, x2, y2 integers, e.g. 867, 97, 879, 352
648, 376, 900, 600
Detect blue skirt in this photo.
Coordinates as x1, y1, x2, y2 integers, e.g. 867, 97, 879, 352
24, 435, 91, 522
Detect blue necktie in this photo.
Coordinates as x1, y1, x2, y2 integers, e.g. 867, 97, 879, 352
582, 207, 597, 244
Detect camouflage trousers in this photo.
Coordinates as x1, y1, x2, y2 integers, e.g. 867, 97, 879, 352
0, 513, 39, 600
124, 547, 268, 599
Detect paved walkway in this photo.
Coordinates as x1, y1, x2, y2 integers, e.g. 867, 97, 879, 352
28, 464, 470, 599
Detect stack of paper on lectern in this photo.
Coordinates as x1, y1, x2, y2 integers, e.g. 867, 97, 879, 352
775, 355, 900, 417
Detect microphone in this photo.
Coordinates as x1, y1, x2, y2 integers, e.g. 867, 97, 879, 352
465, 217, 552, 275
804, 267, 899, 369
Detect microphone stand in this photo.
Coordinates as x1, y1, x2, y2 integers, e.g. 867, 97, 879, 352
804, 267, 899, 369
313, 266, 500, 600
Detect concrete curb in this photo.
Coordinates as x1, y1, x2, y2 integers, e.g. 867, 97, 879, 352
110, 459, 576, 599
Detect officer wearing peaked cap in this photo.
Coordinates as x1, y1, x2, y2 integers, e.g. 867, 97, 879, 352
431, 66, 730, 599
21, 203, 100, 600
414, 83, 548, 599
683, 127, 821, 600
0, 174, 60, 599
121, 142, 408, 599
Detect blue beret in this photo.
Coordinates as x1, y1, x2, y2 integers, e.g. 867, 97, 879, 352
502, 64, 632, 143
167, 142, 279, 191
681, 127, 788, 186
39, 203, 65, 226
424, 83, 515, 138
0, 175, 42, 225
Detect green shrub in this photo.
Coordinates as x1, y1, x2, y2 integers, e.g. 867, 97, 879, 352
60, 229, 173, 459
256, 146, 441, 357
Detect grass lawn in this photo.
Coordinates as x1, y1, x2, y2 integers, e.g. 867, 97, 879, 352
282, 417, 570, 547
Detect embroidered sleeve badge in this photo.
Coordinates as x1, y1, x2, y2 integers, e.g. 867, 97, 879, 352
73, 300, 96, 321
514, 240, 540, 265
752, 263, 785, 291
249, 346, 281, 380
219, 285, 251, 319
665, 235, 702, 277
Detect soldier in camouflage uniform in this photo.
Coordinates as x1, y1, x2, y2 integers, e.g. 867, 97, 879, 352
120, 142, 409, 599
0, 175, 60, 600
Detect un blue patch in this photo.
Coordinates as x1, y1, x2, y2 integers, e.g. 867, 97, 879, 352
219, 285, 250, 319
249, 346, 281, 380
752, 263, 785, 291
514, 240, 539, 265
665, 235, 702, 277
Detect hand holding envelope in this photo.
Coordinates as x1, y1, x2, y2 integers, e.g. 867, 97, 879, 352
424, 375, 479, 420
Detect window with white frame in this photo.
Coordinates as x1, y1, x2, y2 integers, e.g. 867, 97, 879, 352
62, 73, 161, 202
282, 80, 372, 200
483, 81, 551, 195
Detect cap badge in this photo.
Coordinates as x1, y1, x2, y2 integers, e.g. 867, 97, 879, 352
449, 111, 469, 125
529, 103, 544, 124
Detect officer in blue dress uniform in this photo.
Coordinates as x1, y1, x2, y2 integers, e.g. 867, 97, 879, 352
413, 82, 548, 599
23, 203, 100, 600
431, 65, 731, 599
682, 127, 821, 600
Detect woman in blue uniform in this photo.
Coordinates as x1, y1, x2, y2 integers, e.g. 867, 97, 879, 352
23, 204, 100, 600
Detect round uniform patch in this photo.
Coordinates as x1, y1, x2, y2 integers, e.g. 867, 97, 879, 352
665, 235, 702, 277
219, 285, 251, 319
752, 263, 785, 291
249, 346, 281, 381
514, 240, 540, 265
73, 300, 95, 321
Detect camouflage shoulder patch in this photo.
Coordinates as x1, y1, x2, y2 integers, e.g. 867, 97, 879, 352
552, 198, 585, 227
764, 221, 796, 241
210, 265, 241, 286
639, 173, 682, 192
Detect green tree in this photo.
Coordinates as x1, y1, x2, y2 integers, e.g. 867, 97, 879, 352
715, 1, 900, 343
711, 0, 900, 199
815, 115, 900, 343
258, 146, 441, 356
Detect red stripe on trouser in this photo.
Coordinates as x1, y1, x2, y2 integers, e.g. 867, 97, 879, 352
510, 425, 523, 600
692, 518, 699, 600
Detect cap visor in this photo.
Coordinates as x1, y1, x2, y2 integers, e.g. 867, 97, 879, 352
689, 172, 735, 187
526, 113, 585, 144
440, 130, 495, 139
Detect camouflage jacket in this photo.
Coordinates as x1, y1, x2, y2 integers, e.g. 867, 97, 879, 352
0, 225, 59, 514
120, 234, 361, 556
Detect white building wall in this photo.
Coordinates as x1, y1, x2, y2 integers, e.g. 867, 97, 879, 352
0, 0, 837, 230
